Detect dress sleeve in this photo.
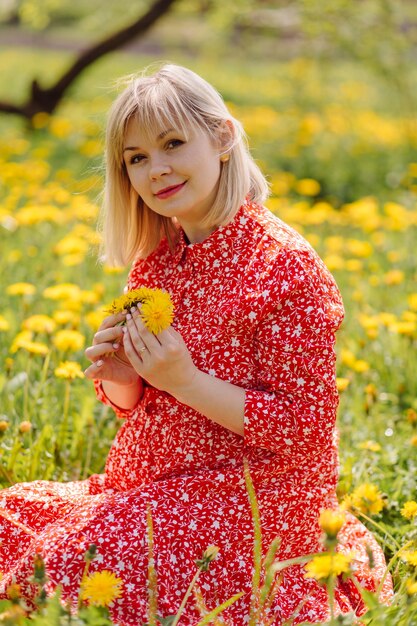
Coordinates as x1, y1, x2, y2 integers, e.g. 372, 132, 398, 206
244, 248, 345, 467
93, 380, 139, 419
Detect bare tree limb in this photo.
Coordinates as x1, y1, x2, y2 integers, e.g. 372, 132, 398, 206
0, 0, 178, 122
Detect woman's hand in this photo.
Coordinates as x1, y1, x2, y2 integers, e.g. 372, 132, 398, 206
122, 306, 198, 397
84, 312, 140, 386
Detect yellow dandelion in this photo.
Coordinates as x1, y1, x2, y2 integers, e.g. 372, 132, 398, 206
49, 117, 72, 139
340, 348, 356, 368
61, 253, 86, 267
384, 270, 404, 285
0, 316, 10, 332
104, 265, 125, 274
43, 283, 82, 301
17, 340, 49, 356
336, 377, 350, 392
346, 239, 373, 258
378, 312, 397, 327
84, 310, 105, 331
80, 290, 100, 305
60, 298, 83, 313
352, 359, 370, 373
140, 292, 174, 334
54, 361, 84, 380
54, 235, 89, 256
401, 501, 417, 520
53, 329, 85, 352
6, 282, 36, 296
318, 509, 345, 539
411, 435, 417, 447
80, 570, 123, 607
365, 383, 378, 399
341, 483, 385, 516
105, 287, 154, 315
358, 440, 381, 452
52, 310, 80, 326
304, 552, 353, 581
105, 288, 174, 334
295, 178, 321, 196
389, 321, 416, 336
408, 294, 417, 311
402, 551, 417, 567
32, 111, 50, 128
23, 314, 56, 334
406, 579, 417, 594
10, 330, 33, 353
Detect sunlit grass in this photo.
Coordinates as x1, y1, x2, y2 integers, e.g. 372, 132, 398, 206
0, 49, 416, 623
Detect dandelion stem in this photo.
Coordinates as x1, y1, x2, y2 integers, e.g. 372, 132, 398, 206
327, 559, 336, 624
355, 509, 401, 551
243, 458, 262, 626
82, 418, 94, 480
23, 356, 32, 422
146, 505, 158, 625
171, 568, 203, 626
194, 592, 244, 626
33, 351, 51, 409
375, 539, 414, 599
58, 380, 71, 446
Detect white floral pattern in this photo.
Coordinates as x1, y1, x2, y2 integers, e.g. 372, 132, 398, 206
0, 202, 392, 624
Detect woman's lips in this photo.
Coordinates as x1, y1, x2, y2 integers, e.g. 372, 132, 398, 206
155, 182, 186, 199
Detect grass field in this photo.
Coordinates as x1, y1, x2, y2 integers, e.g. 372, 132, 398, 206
0, 45, 416, 624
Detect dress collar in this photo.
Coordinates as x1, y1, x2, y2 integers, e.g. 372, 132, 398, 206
172, 203, 250, 268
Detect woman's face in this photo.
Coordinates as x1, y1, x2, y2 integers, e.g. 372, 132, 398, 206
123, 117, 222, 230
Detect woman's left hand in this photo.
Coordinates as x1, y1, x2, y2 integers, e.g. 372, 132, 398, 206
122, 306, 198, 397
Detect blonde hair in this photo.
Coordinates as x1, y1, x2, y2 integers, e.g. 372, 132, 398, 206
102, 63, 269, 266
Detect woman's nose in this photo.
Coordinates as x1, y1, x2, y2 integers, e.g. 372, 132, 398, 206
149, 158, 171, 180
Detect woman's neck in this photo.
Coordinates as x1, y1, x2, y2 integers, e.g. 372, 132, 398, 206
179, 221, 217, 245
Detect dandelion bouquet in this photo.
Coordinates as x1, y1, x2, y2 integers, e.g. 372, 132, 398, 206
105, 287, 174, 334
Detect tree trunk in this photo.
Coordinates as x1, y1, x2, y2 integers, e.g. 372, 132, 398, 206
0, 0, 177, 122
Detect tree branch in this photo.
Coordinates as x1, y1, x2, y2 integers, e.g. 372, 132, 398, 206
0, 0, 178, 121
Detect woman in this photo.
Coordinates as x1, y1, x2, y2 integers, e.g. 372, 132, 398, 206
0, 64, 392, 624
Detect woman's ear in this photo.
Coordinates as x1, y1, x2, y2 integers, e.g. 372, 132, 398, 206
217, 119, 235, 157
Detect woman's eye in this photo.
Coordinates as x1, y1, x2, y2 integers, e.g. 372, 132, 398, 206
130, 154, 145, 165
166, 139, 183, 150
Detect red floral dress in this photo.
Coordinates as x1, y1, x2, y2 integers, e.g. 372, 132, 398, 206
0, 202, 392, 624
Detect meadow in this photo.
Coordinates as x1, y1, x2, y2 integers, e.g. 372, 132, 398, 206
0, 46, 416, 624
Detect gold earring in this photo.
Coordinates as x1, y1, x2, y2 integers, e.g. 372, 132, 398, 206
220, 153, 230, 163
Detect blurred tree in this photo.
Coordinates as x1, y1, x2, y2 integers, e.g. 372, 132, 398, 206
0, 0, 178, 121
0, 0, 415, 125
0, 0, 258, 123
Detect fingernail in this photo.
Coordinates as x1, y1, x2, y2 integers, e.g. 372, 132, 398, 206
122, 326, 127, 333
126, 313, 132, 320
113, 343, 119, 349
130, 306, 136, 313
96, 360, 103, 367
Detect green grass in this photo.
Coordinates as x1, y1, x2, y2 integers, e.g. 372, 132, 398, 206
0, 46, 416, 624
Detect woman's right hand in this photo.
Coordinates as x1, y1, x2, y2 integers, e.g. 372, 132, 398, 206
84, 312, 139, 385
